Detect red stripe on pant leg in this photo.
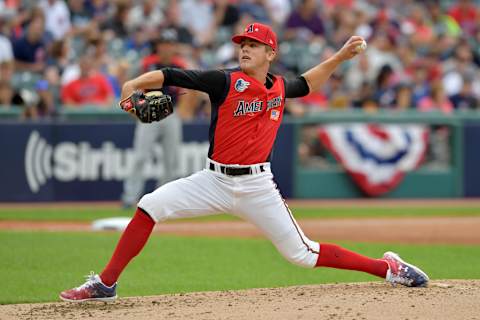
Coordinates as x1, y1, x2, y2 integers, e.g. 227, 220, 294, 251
100, 208, 155, 286
275, 182, 319, 255
316, 243, 388, 278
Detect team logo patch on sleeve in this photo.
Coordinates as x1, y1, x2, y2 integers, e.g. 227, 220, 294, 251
270, 109, 280, 121
234, 78, 250, 92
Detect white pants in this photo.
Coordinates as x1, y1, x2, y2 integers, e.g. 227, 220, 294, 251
122, 114, 182, 206
138, 158, 320, 268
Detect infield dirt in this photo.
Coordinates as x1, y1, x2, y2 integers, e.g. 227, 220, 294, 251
1, 280, 478, 320
2, 200, 479, 319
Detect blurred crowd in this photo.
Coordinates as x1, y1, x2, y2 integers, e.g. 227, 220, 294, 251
0, 0, 479, 120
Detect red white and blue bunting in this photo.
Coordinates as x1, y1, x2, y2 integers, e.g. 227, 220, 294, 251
319, 123, 429, 196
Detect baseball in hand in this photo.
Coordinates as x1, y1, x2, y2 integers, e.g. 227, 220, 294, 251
355, 40, 367, 53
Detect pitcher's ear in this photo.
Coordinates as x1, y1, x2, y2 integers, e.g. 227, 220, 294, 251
266, 47, 276, 62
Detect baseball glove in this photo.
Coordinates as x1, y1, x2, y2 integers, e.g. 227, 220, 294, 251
119, 90, 173, 123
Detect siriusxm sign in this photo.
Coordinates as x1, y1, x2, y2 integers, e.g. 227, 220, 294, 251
0, 121, 293, 201
24, 130, 209, 194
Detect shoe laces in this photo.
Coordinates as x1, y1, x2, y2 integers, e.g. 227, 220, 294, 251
76, 271, 98, 291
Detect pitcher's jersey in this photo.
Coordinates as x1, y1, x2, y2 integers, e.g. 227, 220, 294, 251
209, 70, 285, 164
162, 67, 310, 165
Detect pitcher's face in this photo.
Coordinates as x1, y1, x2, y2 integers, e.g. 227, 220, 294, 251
238, 39, 275, 73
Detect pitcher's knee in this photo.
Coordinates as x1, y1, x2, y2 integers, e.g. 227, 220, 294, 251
137, 192, 170, 222
273, 233, 320, 268
282, 250, 319, 268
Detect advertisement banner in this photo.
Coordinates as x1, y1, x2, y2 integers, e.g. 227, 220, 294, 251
0, 122, 293, 201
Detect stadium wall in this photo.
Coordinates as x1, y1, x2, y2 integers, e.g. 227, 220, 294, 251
0, 110, 479, 201
0, 120, 294, 202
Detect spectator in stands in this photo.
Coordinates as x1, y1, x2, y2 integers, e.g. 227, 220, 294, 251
7, 3, 30, 40
410, 63, 431, 108
124, 25, 151, 55
142, 28, 187, 73
366, 8, 401, 45
427, 1, 462, 38
374, 64, 397, 109
214, 0, 240, 29
330, 6, 359, 47
450, 79, 479, 110
162, 2, 194, 55
38, 0, 72, 40
85, 0, 111, 27
60, 54, 114, 108
442, 39, 479, 97
43, 45, 66, 110
448, 0, 478, 36
0, 75, 40, 119
100, 2, 130, 38
31, 78, 56, 117
0, 57, 38, 118
46, 38, 71, 75
0, 1, 18, 18
325, 73, 351, 109
365, 32, 403, 83
394, 83, 414, 111
68, 0, 92, 35
0, 38, 13, 64
238, 0, 271, 25
12, 12, 49, 73
144, 28, 199, 120
345, 50, 375, 93
1, 0, 479, 119
0, 60, 15, 107
85, 32, 114, 73
418, 81, 453, 114
323, 0, 354, 11
264, 0, 291, 28
178, 0, 215, 46
127, 0, 164, 37
105, 59, 131, 99
351, 81, 376, 110
400, 3, 435, 50
284, 0, 325, 42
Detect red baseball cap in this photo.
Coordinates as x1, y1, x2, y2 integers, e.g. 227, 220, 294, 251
232, 23, 277, 51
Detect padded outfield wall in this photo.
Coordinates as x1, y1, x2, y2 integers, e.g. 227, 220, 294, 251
293, 111, 467, 198
0, 108, 479, 201
0, 109, 294, 202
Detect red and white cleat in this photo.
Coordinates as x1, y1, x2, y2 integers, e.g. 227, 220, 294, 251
60, 272, 117, 302
383, 251, 429, 287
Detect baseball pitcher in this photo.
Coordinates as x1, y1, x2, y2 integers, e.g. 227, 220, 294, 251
60, 23, 428, 302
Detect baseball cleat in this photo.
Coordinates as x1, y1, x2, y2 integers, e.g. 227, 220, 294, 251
383, 251, 429, 287
60, 272, 117, 302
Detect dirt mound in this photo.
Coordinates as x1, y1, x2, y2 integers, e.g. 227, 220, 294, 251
1, 280, 478, 320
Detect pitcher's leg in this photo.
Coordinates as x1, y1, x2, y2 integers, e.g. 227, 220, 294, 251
100, 208, 155, 286
315, 243, 388, 277
139, 170, 233, 222
234, 174, 320, 268
106, 171, 231, 283
109, 171, 232, 286
236, 174, 388, 277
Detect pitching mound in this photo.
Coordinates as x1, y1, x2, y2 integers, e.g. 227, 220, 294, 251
1, 280, 478, 320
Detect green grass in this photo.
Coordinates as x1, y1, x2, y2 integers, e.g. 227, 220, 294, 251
1, 231, 479, 304
1, 206, 480, 222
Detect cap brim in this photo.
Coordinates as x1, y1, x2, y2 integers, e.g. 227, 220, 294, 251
232, 34, 267, 47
